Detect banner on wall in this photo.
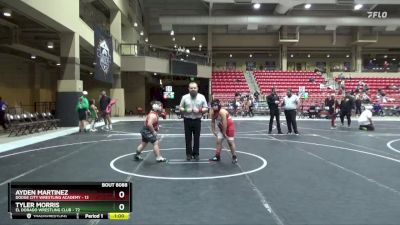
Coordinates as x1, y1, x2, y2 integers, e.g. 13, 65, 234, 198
344, 62, 351, 72
226, 61, 236, 70
265, 61, 276, 70
94, 26, 113, 83
316, 62, 326, 73
246, 61, 256, 71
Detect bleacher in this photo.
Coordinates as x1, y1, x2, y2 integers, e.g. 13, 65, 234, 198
254, 70, 328, 109
211, 71, 250, 104
338, 76, 400, 106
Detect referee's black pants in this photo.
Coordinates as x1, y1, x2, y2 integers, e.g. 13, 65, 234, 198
184, 118, 201, 157
269, 109, 281, 133
284, 109, 298, 134
340, 110, 351, 126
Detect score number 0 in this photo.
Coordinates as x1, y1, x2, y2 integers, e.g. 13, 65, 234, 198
118, 191, 125, 211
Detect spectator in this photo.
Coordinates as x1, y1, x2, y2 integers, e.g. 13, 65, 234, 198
363, 84, 370, 93
358, 105, 374, 131
0, 97, 8, 130
355, 94, 362, 116
254, 91, 260, 102
339, 91, 354, 128
99, 90, 112, 131
76, 91, 89, 133
88, 99, 99, 132
361, 92, 371, 104
248, 96, 255, 117
326, 94, 340, 129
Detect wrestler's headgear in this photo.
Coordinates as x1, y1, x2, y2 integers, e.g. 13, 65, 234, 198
151, 101, 163, 112
211, 99, 221, 111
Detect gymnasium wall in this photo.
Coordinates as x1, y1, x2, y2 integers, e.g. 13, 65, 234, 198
122, 73, 147, 113
0, 54, 58, 112
149, 34, 400, 48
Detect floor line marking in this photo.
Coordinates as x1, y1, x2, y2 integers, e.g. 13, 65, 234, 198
294, 147, 400, 197
222, 141, 284, 225
387, 139, 400, 154
236, 136, 400, 164
316, 134, 400, 158
0, 151, 78, 186
168, 159, 209, 162
0, 138, 139, 159
167, 161, 210, 164
88, 134, 158, 225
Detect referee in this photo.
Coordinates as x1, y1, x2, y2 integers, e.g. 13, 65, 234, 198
179, 82, 208, 161
282, 89, 300, 135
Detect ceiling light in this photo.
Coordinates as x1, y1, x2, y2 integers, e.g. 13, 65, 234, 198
229, 54, 232, 58
307, 54, 311, 58
172, 37, 175, 41
373, 58, 376, 61
290, 54, 294, 58
326, 54, 330, 58
249, 54, 253, 58
199, 43, 202, 48
56, 63, 61, 66
304, 4, 311, 9
2, 8, 11, 17
170, 30, 174, 36
346, 54, 350, 58
186, 54, 189, 57
31, 55, 36, 59
393, 58, 397, 61
133, 22, 138, 27
192, 35, 196, 41
140, 31, 144, 36
145, 37, 148, 42
180, 58, 184, 61
93, 62, 97, 65
154, 72, 157, 76
90, 72, 93, 75
253, 3, 261, 9
384, 55, 388, 58
354, 4, 363, 10
186, 49, 190, 53
174, 44, 177, 48
47, 41, 54, 49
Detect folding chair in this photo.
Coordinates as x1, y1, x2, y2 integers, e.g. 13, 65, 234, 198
46, 112, 60, 129
6, 114, 22, 137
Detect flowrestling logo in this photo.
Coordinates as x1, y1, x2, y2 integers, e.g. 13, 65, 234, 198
94, 26, 113, 83
367, 11, 388, 19
96, 40, 111, 74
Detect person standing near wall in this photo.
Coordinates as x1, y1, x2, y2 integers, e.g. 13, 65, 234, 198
76, 91, 89, 133
89, 99, 99, 132
99, 90, 112, 131
179, 82, 208, 161
0, 97, 8, 131
355, 94, 362, 116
